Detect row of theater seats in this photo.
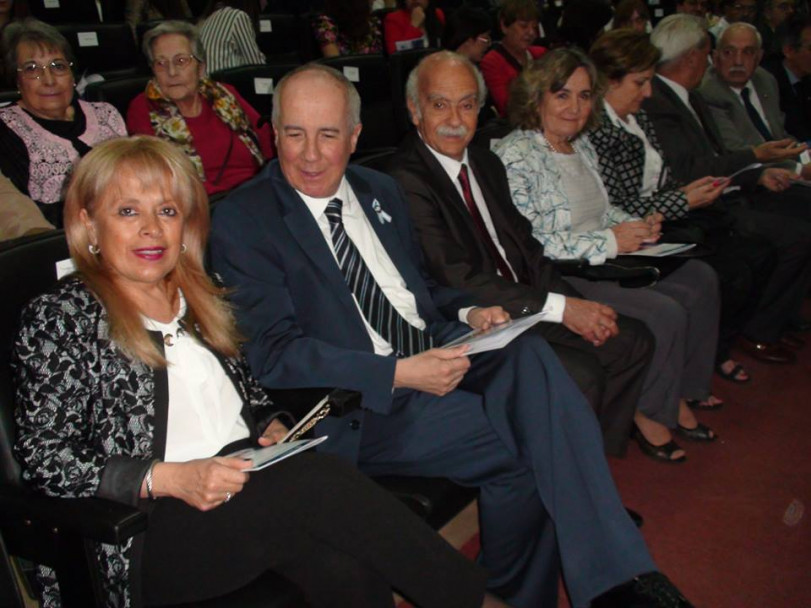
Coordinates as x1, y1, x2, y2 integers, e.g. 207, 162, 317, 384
0, 15, 319, 89
0, 228, 479, 607
63, 48, 440, 155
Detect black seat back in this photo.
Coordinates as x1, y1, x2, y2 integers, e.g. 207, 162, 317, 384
56, 23, 141, 81
255, 14, 304, 63
28, 0, 103, 24
0, 231, 70, 487
388, 47, 437, 137
84, 75, 151, 118
211, 62, 300, 118
318, 54, 399, 152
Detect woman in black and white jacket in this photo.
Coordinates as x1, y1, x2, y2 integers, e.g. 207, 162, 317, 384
588, 28, 774, 385
12, 136, 495, 608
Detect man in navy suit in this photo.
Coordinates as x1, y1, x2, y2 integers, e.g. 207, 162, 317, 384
210, 63, 691, 608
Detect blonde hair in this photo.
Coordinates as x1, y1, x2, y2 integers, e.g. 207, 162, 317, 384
64, 136, 240, 367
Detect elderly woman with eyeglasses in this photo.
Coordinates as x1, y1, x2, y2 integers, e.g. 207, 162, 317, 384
127, 20, 273, 197
0, 18, 126, 228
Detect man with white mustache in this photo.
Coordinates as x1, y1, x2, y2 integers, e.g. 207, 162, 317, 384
388, 51, 656, 460
699, 22, 811, 177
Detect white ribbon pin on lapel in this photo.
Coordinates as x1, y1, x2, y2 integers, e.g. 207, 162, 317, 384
372, 199, 392, 225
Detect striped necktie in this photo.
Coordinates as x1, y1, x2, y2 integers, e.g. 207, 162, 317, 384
325, 197, 433, 358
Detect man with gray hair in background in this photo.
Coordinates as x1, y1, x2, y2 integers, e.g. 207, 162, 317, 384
699, 22, 811, 176
643, 13, 811, 362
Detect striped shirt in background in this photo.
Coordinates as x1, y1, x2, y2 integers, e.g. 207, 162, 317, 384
200, 6, 266, 73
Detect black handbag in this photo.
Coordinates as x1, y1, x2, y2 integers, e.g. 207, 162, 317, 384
555, 254, 688, 288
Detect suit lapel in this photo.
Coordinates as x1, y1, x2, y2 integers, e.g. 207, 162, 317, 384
272, 166, 362, 317
411, 135, 477, 223
346, 168, 422, 289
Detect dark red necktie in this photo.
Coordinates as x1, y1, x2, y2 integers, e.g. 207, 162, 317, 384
458, 164, 516, 282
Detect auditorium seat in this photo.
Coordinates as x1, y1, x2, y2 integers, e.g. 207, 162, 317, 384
211, 62, 300, 118
27, 0, 106, 24
255, 14, 306, 63
318, 54, 400, 151
56, 23, 141, 81
0, 91, 20, 108
83, 75, 151, 118
388, 47, 438, 138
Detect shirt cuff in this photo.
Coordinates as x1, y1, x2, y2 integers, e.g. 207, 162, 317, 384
604, 229, 619, 259
459, 306, 476, 324
542, 292, 566, 323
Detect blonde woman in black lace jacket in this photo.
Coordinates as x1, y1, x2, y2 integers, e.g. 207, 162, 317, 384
12, 136, 495, 608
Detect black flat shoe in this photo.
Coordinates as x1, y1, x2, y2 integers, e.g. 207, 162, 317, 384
676, 422, 717, 442
633, 427, 686, 463
591, 571, 694, 607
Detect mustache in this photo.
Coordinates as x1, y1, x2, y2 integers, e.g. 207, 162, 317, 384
436, 124, 470, 137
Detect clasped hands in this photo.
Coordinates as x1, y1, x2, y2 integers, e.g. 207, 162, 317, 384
142, 419, 289, 511
611, 211, 663, 253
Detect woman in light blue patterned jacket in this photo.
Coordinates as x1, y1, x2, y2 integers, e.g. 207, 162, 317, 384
495, 48, 723, 464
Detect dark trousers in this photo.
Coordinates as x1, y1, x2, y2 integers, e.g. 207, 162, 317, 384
536, 315, 653, 456
140, 453, 487, 608
700, 234, 776, 361
357, 334, 655, 608
663, 210, 777, 361
726, 193, 811, 342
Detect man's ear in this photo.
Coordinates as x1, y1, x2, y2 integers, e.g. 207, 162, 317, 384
407, 98, 420, 127
350, 122, 363, 153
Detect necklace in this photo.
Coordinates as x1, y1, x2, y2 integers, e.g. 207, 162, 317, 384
540, 130, 573, 154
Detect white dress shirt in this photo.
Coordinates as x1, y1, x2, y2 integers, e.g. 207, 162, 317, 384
424, 142, 566, 323
299, 178, 470, 356
144, 293, 249, 463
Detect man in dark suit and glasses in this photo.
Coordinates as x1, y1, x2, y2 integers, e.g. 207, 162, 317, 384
210, 63, 692, 608
387, 51, 654, 458
643, 13, 811, 362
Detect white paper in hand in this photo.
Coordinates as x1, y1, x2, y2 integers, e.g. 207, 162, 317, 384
442, 311, 548, 355
228, 436, 328, 471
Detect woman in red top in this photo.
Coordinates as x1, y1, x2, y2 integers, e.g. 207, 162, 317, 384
479, 0, 546, 116
127, 20, 273, 197
383, 0, 444, 54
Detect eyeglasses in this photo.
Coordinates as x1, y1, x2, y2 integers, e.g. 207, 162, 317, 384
16, 60, 73, 80
152, 54, 199, 72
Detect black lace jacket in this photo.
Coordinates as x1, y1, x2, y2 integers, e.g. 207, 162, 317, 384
588, 108, 690, 220
12, 277, 274, 607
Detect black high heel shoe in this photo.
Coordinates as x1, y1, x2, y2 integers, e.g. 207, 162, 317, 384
676, 422, 717, 442
632, 426, 686, 463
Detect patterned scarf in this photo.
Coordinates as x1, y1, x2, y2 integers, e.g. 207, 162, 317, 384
146, 77, 264, 181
